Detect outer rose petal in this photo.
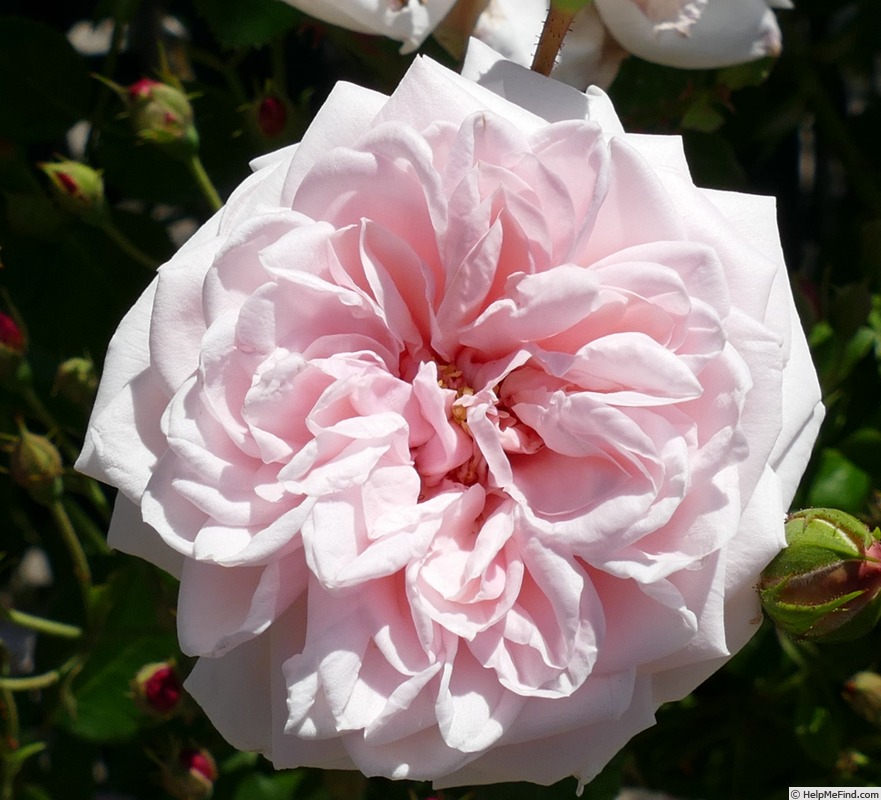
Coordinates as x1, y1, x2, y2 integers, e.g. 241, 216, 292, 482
273, 0, 458, 53
81, 40, 822, 790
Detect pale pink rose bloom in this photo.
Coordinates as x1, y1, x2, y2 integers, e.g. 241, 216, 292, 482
77, 40, 823, 787
456, 0, 790, 89
274, 0, 458, 52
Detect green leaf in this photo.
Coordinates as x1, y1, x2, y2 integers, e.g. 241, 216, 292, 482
55, 561, 178, 742
681, 96, 726, 133
839, 427, 881, 476
193, 0, 301, 48
718, 60, 773, 90
795, 693, 840, 767
19, 786, 54, 800
0, 17, 91, 142
806, 449, 873, 513
233, 771, 307, 800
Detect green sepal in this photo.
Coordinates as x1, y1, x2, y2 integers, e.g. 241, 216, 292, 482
760, 582, 864, 637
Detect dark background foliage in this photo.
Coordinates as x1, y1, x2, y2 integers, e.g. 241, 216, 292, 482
1, 1, 880, 798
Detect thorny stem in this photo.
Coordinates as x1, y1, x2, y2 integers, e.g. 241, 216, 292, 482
531, 4, 578, 77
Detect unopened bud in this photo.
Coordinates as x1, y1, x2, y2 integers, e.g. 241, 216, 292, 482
0, 311, 26, 382
132, 661, 183, 717
836, 748, 870, 776
843, 671, 881, 726
127, 78, 198, 158
160, 746, 217, 800
10, 425, 63, 505
39, 160, 106, 223
759, 508, 881, 642
254, 93, 289, 140
0, 312, 24, 354
53, 357, 98, 406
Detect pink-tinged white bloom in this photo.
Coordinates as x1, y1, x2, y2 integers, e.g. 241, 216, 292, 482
596, 0, 791, 69
457, 0, 790, 89
78, 41, 822, 787
274, 0, 458, 53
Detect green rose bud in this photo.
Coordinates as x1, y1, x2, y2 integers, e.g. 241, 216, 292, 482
10, 424, 63, 505
160, 746, 217, 800
39, 160, 107, 224
53, 356, 98, 407
843, 671, 881, 727
127, 78, 199, 158
759, 508, 881, 642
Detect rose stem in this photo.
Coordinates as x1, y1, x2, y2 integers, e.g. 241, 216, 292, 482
0, 608, 82, 640
62, 494, 111, 554
48, 499, 93, 617
0, 671, 61, 692
98, 219, 160, 271
187, 154, 223, 212
531, 4, 578, 77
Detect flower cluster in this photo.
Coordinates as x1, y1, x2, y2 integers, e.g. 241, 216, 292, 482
78, 42, 822, 786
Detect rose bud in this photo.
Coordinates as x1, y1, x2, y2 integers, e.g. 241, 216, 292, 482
759, 508, 881, 642
0, 311, 26, 382
253, 92, 290, 141
843, 671, 881, 727
53, 356, 98, 407
837, 749, 870, 776
132, 661, 183, 717
127, 78, 199, 158
10, 424, 64, 505
39, 160, 107, 224
160, 746, 217, 800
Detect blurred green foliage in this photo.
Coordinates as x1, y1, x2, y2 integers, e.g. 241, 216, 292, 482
1, 0, 881, 798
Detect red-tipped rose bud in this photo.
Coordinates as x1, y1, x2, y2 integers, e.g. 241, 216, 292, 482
759, 508, 881, 642
10, 424, 63, 505
132, 661, 183, 717
843, 671, 881, 727
53, 356, 98, 407
160, 746, 217, 800
255, 94, 289, 140
0, 312, 24, 354
39, 160, 107, 224
126, 78, 199, 158
0, 311, 26, 382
